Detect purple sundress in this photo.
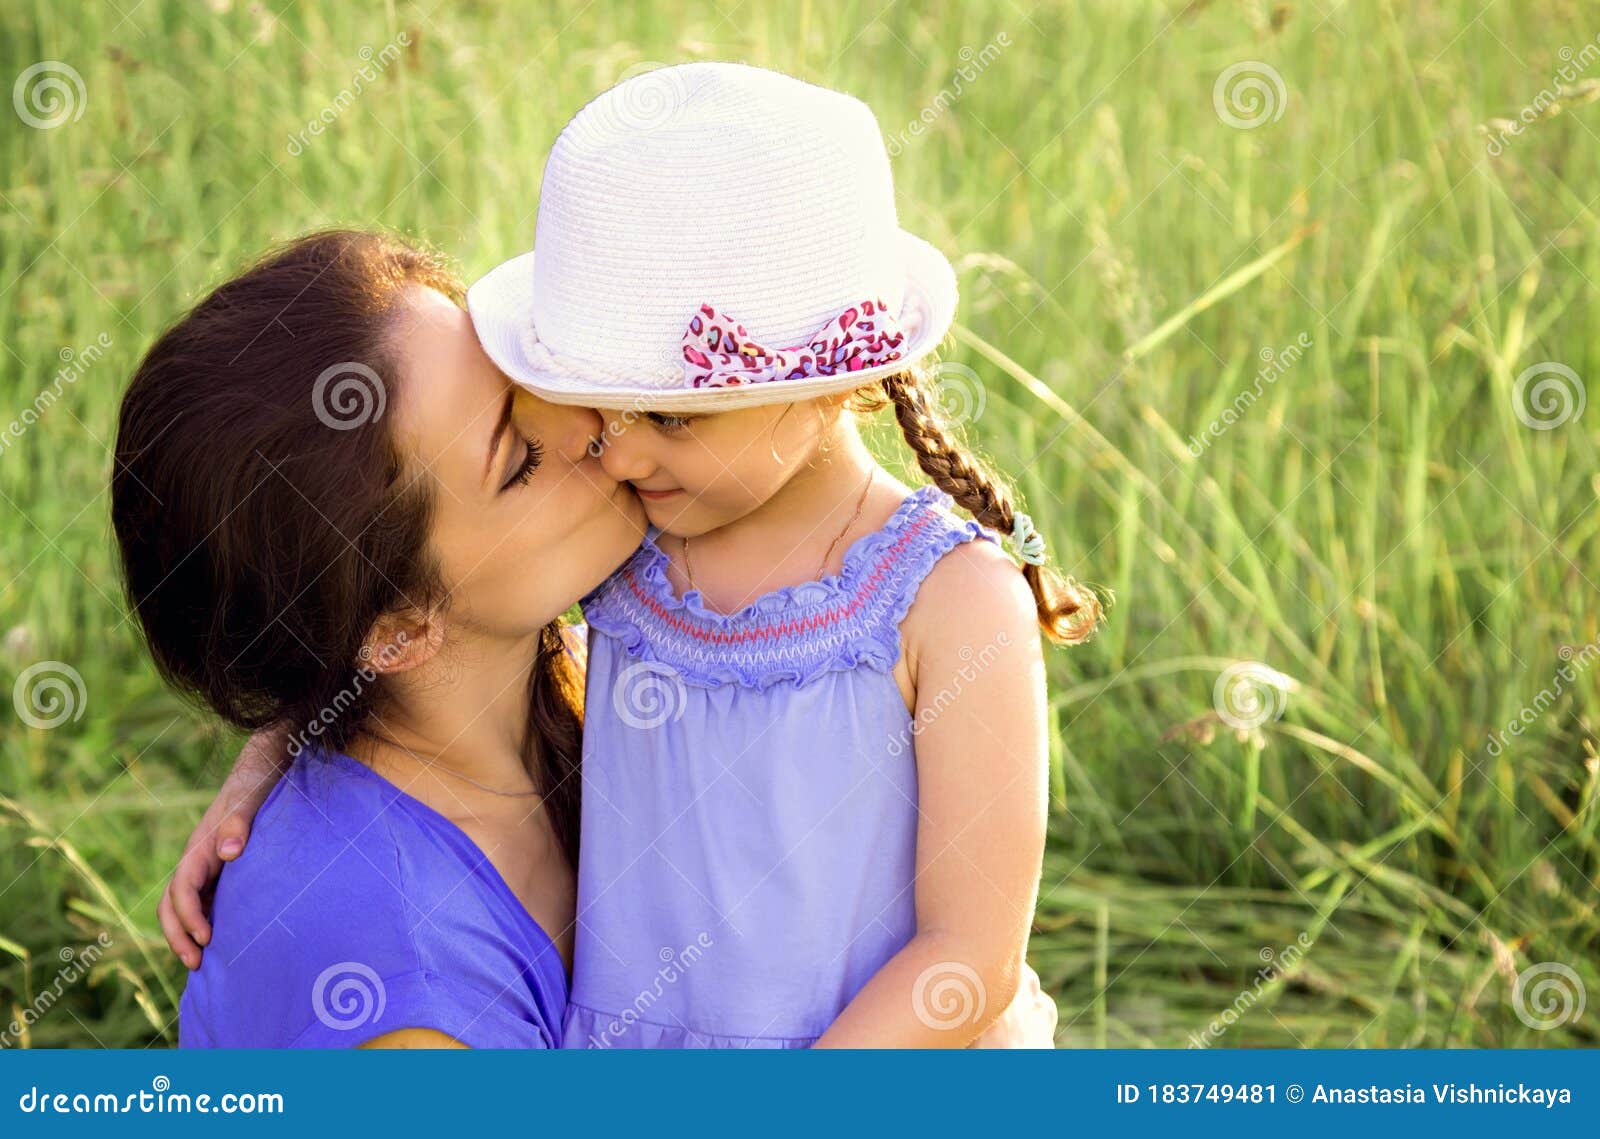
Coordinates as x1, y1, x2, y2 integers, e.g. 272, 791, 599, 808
565, 484, 996, 1047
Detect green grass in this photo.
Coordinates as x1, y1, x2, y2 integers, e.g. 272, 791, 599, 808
2, 0, 1597, 1048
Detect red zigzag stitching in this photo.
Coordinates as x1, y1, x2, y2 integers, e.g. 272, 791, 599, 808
620, 512, 935, 647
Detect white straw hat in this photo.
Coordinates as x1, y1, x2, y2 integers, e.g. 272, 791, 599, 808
467, 61, 957, 412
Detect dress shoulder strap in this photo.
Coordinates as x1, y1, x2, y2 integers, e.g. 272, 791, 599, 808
852, 484, 999, 627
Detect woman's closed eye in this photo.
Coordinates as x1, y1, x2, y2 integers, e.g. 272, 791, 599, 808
501, 435, 545, 491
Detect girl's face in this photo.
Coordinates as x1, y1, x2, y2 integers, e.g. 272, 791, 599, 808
393, 288, 646, 637
593, 400, 837, 536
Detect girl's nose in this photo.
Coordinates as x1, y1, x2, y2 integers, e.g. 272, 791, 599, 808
517, 392, 603, 462
595, 413, 657, 483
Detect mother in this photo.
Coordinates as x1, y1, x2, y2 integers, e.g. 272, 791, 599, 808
115, 229, 642, 1047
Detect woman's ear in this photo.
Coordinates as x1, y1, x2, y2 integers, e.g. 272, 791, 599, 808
360, 609, 444, 675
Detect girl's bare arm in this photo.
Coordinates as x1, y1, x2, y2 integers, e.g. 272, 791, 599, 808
158, 724, 293, 968
816, 542, 1049, 1047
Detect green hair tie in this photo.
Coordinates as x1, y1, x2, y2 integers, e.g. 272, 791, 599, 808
1010, 512, 1047, 565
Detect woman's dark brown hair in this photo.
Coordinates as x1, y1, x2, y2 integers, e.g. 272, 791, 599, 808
111, 229, 582, 867
860, 362, 1104, 645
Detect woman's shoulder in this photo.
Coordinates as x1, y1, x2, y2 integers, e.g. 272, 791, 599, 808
180, 751, 563, 1049
180, 753, 415, 1043
257, 748, 411, 841
225, 748, 400, 863
209, 751, 411, 912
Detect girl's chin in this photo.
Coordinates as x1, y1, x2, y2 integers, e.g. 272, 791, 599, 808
631, 490, 732, 538
640, 503, 707, 537
638, 495, 682, 523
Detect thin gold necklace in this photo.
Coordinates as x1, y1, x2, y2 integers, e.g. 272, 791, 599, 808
682, 468, 876, 595
370, 733, 542, 799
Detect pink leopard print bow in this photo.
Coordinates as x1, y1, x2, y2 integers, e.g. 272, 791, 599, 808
680, 299, 906, 389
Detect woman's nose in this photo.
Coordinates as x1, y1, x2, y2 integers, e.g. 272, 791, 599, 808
516, 393, 603, 462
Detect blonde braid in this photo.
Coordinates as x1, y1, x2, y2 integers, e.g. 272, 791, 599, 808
878, 368, 1103, 645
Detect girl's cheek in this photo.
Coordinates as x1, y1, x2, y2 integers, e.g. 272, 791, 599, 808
692, 457, 746, 503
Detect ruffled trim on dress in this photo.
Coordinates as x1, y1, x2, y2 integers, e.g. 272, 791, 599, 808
581, 484, 996, 691
564, 1000, 815, 1050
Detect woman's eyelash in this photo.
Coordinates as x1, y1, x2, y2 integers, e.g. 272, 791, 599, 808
505, 435, 544, 490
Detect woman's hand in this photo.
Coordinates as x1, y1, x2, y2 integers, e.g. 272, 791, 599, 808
973, 963, 1058, 1048
158, 725, 292, 968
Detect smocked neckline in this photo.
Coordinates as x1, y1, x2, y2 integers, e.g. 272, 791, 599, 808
582, 482, 994, 691
633, 483, 947, 624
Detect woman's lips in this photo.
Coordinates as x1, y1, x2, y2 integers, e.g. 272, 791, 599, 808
633, 485, 682, 501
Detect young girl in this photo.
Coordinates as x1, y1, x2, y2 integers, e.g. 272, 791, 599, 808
549, 374, 1098, 1048
161, 62, 1099, 1047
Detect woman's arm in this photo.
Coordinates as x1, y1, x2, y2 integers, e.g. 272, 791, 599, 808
815, 541, 1049, 1048
158, 723, 293, 968
360, 1029, 469, 1049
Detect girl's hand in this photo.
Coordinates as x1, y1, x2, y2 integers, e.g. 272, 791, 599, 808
973, 963, 1057, 1048
158, 725, 292, 968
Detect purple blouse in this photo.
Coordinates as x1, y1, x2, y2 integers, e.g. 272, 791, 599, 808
180, 749, 568, 1048
567, 485, 995, 1047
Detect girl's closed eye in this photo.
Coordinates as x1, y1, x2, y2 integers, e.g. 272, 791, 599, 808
646, 412, 696, 434
502, 435, 545, 491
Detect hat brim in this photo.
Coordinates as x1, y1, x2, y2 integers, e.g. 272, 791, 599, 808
465, 230, 958, 412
